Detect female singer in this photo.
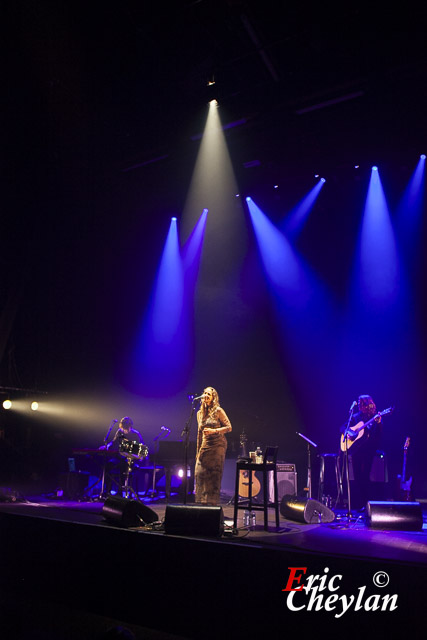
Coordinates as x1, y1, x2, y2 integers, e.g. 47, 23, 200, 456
194, 387, 232, 505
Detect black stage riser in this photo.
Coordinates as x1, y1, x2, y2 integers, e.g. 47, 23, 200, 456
0, 509, 425, 638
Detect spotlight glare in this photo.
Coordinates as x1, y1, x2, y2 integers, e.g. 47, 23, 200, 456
314, 174, 320, 178
372, 166, 378, 171
354, 165, 360, 169
421, 154, 426, 160
31, 401, 39, 411
3, 400, 12, 410
274, 185, 279, 189
209, 99, 218, 107
171, 217, 177, 222
320, 178, 326, 183
246, 197, 251, 202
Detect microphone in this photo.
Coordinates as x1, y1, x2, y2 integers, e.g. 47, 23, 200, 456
192, 393, 205, 402
349, 400, 357, 412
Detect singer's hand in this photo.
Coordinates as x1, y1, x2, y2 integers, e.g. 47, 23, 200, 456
203, 427, 216, 435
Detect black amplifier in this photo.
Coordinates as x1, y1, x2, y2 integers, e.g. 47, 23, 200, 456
276, 462, 296, 473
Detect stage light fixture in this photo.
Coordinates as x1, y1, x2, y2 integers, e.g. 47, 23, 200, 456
372, 166, 378, 171
421, 154, 426, 160
31, 401, 39, 411
320, 178, 326, 183
3, 399, 12, 410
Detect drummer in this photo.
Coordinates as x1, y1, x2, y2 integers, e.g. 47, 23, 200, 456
108, 416, 144, 450
102, 417, 144, 498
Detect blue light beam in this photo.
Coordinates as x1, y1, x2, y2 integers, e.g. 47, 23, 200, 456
396, 155, 426, 255
246, 197, 311, 308
357, 167, 399, 309
151, 218, 184, 344
283, 179, 326, 238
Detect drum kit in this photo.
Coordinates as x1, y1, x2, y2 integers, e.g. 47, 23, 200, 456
118, 438, 149, 499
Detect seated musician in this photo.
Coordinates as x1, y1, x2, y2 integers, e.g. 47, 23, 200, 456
102, 417, 144, 497
106, 417, 143, 450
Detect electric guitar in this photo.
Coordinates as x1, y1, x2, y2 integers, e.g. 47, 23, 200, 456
340, 406, 394, 452
399, 437, 413, 501
238, 430, 261, 498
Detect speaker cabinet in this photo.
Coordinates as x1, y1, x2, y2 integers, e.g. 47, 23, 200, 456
269, 471, 297, 502
280, 495, 335, 524
164, 505, 224, 537
102, 496, 159, 528
58, 472, 89, 500
366, 501, 423, 531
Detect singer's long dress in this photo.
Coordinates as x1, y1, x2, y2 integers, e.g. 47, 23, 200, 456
195, 407, 232, 505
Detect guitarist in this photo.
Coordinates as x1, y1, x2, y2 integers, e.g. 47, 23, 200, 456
339, 395, 383, 510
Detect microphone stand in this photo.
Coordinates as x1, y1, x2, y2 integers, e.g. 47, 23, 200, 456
149, 428, 169, 498
99, 420, 117, 499
296, 432, 318, 499
181, 400, 198, 505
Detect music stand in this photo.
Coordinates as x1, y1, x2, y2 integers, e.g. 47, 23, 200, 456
296, 431, 318, 498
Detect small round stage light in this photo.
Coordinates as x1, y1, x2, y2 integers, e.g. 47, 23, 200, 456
274, 185, 279, 189
178, 468, 184, 478
246, 197, 251, 202
320, 178, 326, 183
171, 217, 177, 221
3, 400, 12, 410
372, 166, 378, 171
421, 154, 426, 160
31, 401, 39, 411
314, 174, 320, 178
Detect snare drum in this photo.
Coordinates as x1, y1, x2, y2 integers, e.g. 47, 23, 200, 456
119, 438, 148, 460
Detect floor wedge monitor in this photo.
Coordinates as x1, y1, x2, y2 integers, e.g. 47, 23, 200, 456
164, 505, 224, 537
280, 495, 335, 524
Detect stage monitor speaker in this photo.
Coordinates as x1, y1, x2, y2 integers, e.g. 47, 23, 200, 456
366, 501, 423, 531
280, 495, 335, 524
102, 496, 159, 528
164, 505, 224, 537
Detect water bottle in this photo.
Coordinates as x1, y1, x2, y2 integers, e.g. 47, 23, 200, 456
243, 510, 250, 527
250, 510, 256, 527
255, 446, 263, 464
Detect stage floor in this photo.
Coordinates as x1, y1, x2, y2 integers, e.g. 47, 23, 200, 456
1, 492, 426, 639
1, 492, 427, 565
